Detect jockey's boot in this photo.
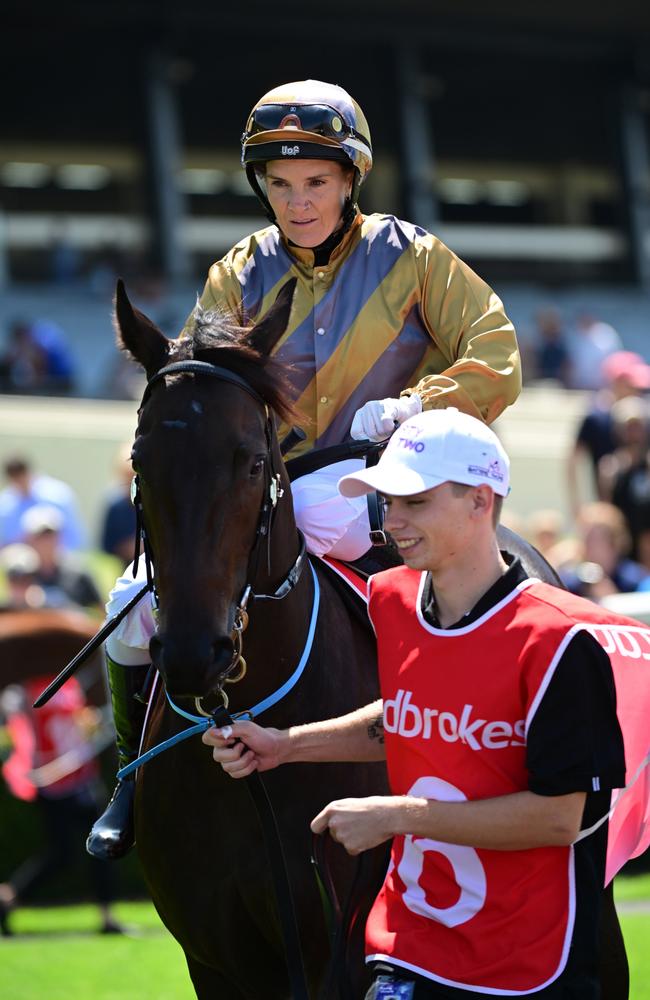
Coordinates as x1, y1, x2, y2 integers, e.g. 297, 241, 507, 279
86, 657, 150, 861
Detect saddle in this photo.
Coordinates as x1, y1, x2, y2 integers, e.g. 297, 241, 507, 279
318, 545, 403, 630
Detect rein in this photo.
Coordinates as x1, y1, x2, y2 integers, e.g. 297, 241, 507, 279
116, 561, 320, 780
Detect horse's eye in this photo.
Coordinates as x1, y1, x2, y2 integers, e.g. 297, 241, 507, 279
250, 457, 265, 477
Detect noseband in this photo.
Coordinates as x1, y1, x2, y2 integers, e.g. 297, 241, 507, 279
132, 359, 308, 711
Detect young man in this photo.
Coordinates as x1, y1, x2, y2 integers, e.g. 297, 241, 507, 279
204, 408, 626, 999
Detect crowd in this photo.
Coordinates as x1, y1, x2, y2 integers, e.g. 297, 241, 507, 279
0, 319, 77, 396
0, 450, 135, 935
0, 286, 643, 402
523, 307, 630, 391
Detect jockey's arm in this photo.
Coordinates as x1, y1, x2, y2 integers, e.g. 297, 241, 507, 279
351, 245, 520, 441
409, 240, 521, 425
202, 698, 385, 778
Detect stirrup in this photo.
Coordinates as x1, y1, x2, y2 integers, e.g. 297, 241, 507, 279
86, 780, 135, 861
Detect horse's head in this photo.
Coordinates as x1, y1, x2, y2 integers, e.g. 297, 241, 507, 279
114, 278, 298, 699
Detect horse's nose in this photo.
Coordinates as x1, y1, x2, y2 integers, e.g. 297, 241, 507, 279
149, 633, 235, 697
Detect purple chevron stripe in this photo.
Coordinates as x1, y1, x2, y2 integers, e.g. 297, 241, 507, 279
237, 229, 295, 323
276, 216, 425, 398
314, 303, 431, 449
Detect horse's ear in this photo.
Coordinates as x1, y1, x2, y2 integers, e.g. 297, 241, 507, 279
113, 278, 170, 377
247, 278, 297, 356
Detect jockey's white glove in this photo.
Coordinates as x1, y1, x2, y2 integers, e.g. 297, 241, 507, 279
350, 394, 422, 442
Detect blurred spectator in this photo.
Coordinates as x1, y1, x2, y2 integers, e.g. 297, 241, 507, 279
567, 313, 623, 391
0, 320, 44, 393
598, 395, 650, 504
49, 236, 81, 285
557, 502, 650, 601
566, 351, 650, 517
0, 318, 75, 396
525, 508, 565, 561
605, 408, 650, 572
19, 506, 102, 612
29, 320, 76, 394
0, 678, 122, 937
528, 307, 571, 386
99, 444, 137, 568
0, 543, 45, 610
0, 456, 86, 552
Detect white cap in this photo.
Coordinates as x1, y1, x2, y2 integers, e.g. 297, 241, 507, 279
0, 542, 41, 577
338, 408, 510, 498
20, 503, 65, 535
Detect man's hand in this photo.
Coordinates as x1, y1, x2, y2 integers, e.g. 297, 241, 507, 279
202, 720, 284, 778
350, 394, 422, 442
311, 796, 402, 855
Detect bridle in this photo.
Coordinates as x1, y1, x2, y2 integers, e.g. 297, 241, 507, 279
131, 359, 309, 713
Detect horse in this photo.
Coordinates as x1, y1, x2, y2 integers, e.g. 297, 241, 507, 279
0, 607, 107, 706
113, 279, 628, 1000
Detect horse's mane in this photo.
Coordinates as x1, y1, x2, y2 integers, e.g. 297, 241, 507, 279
168, 305, 299, 426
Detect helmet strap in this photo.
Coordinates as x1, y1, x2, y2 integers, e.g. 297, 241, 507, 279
246, 164, 277, 223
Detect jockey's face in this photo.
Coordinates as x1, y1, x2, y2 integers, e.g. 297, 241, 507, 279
264, 159, 352, 248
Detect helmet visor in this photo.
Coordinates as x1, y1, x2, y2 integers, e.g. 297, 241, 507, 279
245, 103, 368, 146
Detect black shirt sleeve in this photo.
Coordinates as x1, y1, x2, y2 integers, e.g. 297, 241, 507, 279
526, 630, 626, 797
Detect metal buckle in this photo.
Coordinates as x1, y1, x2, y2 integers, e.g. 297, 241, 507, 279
269, 473, 284, 508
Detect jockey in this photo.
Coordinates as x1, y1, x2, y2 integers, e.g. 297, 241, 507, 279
87, 79, 522, 860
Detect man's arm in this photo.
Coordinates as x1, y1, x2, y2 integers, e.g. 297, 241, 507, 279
202, 699, 385, 778
311, 789, 587, 856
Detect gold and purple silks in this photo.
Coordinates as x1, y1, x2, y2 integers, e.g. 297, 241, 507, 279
184, 212, 522, 456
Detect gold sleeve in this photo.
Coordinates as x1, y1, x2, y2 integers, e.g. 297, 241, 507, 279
403, 239, 522, 425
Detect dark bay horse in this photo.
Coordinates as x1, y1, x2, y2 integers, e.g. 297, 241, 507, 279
115, 280, 387, 999
113, 280, 627, 1000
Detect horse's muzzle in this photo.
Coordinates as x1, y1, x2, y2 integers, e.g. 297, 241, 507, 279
149, 632, 235, 698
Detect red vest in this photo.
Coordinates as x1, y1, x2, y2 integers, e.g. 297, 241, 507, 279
2, 676, 97, 801
365, 568, 644, 994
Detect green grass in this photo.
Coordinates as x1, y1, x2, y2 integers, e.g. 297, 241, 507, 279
616, 874, 650, 1000
616, 872, 650, 902
1, 901, 195, 1000
2, 885, 649, 999
620, 913, 650, 1000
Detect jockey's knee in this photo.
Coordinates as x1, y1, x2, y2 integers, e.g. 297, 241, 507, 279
292, 463, 371, 561
106, 561, 156, 655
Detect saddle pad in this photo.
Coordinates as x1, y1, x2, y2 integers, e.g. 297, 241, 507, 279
320, 556, 369, 603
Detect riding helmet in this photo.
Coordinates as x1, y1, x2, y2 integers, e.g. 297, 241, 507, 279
241, 80, 372, 221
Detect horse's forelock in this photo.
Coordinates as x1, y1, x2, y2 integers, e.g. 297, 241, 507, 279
168, 305, 299, 426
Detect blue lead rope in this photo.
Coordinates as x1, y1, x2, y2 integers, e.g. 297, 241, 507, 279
117, 562, 320, 780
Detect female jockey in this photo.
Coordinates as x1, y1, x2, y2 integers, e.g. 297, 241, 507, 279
87, 79, 522, 860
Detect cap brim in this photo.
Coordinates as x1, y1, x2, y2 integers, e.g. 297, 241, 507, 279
338, 465, 448, 498
245, 130, 341, 148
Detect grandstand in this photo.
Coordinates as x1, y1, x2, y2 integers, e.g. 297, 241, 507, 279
2, 0, 650, 292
